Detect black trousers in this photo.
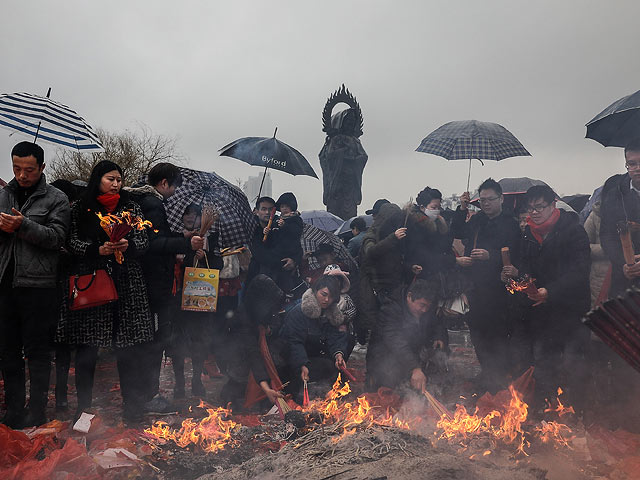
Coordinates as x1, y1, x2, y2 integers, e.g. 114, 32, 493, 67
466, 290, 512, 393
74, 344, 147, 413
0, 286, 58, 414
141, 300, 174, 401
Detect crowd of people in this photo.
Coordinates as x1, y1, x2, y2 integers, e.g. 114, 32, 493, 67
2, 138, 640, 429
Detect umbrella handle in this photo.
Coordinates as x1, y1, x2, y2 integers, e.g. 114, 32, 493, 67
466, 158, 471, 192
257, 166, 269, 200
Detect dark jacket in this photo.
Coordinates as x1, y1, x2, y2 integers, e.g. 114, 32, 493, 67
404, 206, 456, 282
247, 213, 303, 290
127, 185, 192, 307
600, 173, 640, 296
281, 288, 348, 371
229, 274, 284, 384
367, 287, 446, 388
451, 208, 521, 297
55, 192, 154, 348
0, 175, 70, 288
519, 210, 591, 316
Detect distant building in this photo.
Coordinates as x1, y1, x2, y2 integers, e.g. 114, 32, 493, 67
243, 172, 272, 202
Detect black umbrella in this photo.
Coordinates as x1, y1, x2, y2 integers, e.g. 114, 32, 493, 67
586, 89, 640, 147
416, 120, 531, 191
219, 127, 317, 199
471, 177, 549, 212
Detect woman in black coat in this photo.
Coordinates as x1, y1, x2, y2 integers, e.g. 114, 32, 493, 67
55, 160, 153, 422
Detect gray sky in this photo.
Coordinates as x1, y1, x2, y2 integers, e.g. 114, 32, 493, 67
1, 0, 638, 212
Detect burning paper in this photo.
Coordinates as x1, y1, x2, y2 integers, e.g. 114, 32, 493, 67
96, 211, 153, 264
506, 274, 538, 295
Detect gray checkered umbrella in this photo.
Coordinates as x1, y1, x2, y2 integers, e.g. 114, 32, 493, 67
164, 167, 258, 248
416, 120, 531, 190
301, 223, 357, 272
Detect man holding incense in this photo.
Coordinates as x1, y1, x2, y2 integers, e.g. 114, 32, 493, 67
600, 138, 640, 297
450, 178, 520, 394
0, 142, 70, 428
128, 163, 204, 413
507, 185, 590, 413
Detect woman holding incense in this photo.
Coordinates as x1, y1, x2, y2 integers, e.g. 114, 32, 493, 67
55, 160, 153, 423
281, 273, 350, 403
504, 185, 591, 415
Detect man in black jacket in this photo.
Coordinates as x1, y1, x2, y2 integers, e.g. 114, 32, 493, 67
129, 163, 204, 412
0, 142, 71, 428
451, 178, 521, 393
600, 139, 640, 297
508, 185, 591, 412
366, 279, 445, 391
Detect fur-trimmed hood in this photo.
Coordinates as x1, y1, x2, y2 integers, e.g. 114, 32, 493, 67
124, 184, 164, 201
301, 288, 344, 326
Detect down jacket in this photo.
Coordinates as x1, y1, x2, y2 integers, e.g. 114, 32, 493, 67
0, 175, 70, 288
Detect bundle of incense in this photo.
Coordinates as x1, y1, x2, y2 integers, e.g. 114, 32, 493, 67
403, 197, 414, 227
263, 207, 276, 242
97, 211, 153, 264
506, 274, 538, 295
422, 388, 451, 419
276, 397, 291, 418
199, 205, 219, 236
220, 246, 246, 256
501, 247, 512, 266
339, 366, 357, 383
617, 221, 637, 266
303, 380, 309, 407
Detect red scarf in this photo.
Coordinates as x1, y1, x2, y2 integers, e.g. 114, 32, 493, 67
96, 193, 120, 213
527, 208, 561, 244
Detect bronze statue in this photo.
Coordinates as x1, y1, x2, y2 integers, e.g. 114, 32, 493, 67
319, 85, 368, 220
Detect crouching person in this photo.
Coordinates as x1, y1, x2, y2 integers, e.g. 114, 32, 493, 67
281, 275, 350, 403
366, 279, 445, 393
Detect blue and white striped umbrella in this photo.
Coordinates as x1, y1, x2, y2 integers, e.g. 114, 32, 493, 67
0, 91, 104, 151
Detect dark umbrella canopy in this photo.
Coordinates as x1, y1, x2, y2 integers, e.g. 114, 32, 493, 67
416, 120, 531, 161
471, 177, 549, 213
586, 89, 640, 147
219, 133, 317, 178
334, 214, 373, 236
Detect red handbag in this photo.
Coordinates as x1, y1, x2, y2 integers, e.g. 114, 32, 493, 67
69, 270, 118, 311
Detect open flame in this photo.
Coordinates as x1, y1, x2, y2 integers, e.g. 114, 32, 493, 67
144, 401, 239, 453
436, 385, 575, 456
96, 211, 154, 263
506, 274, 537, 295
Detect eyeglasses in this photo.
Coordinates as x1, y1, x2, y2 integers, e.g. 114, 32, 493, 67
478, 196, 500, 203
626, 162, 640, 171
525, 203, 549, 213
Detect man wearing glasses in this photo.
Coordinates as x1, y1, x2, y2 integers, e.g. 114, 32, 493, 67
508, 185, 590, 414
600, 138, 640, 297
451, 178, 520, 393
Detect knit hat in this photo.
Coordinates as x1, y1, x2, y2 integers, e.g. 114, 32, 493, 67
323, 264, 350, 293
275, 192, 298, 211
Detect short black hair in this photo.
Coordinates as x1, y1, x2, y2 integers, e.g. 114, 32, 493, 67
478, 178, 502, 196
312, 274, 342, 303
525, 185, 557, 205
50, 179, 80, 201
407, 279, 439, 303
147, 163, 182, 188
416, 186, 442, 207
350, 217, 367, 232
183, 203, 202, 216
11, 141, 45, 166
255, 196, 276, 209
625, 138, 640, 158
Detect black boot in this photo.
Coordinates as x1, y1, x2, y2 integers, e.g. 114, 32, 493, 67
1, 368, 27, 429
55, 346, 71, 411
25, 360, 52, 427
191, 358, 205, 398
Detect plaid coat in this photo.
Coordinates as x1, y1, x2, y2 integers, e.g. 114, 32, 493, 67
55, 193, 154, 348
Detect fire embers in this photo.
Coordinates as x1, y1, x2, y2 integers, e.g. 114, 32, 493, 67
505, 274, 538, 295
96, 210, 154, 264
144, 401, 239, 453
435, 386, 575, 457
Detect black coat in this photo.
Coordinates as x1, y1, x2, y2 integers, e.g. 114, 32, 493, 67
519, 210, 591, 316
600, 173, 640, 296
366, 287, 446, 388
56, 192, 154, 348
451, 208, 521, 299
128, 186, 192, 307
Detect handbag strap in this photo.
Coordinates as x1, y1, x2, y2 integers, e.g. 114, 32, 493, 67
194, 254, 210, 270
74, 271, 97, 292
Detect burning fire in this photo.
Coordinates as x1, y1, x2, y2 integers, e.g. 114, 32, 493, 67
506, 274, 537, 295
96, 210, 154, 263
144, 401, 239, 453
436, 386, 575, 456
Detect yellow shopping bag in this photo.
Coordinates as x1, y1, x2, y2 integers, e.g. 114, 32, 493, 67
181, 257, 219, 312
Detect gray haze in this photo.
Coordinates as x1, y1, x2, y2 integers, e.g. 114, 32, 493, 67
1, 0, 639, 211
